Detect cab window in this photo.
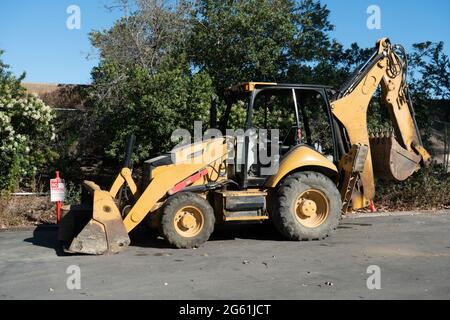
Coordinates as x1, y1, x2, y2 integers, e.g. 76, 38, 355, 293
252, 89, 298, 146
295, 89, 334, 159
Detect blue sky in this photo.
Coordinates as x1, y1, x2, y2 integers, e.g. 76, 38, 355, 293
0, 0, 449, 84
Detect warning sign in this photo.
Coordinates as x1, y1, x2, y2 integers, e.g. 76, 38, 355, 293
50, 178, 65, 202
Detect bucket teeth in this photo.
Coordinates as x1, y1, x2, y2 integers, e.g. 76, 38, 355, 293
369, 131, 380, 144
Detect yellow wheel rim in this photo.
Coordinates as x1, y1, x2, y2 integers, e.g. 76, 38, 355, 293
173, 206, 204, 238
295, 189, 330, 228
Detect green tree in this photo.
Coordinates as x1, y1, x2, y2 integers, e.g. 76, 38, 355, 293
410, 41, 450, 100
189, 0, 334, 96
0, 50, 26, 98
88, 1, 214, 163
90, 0, 192, 72
408, 41, 450, 145
0, 50, 56, 192
90, 59, 213, 162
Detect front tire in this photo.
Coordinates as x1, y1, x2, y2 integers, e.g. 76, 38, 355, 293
272, 171, 342, 241
160, 192, 215, 249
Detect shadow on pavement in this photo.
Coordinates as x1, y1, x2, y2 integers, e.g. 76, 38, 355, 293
211, 221, 285, 241
23, 225, 67, 256
24, 221, 285, 254
129, 221, 284, 250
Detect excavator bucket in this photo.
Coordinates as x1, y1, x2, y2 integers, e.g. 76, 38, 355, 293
58, 184, 130, 255
370, 132, 422, 182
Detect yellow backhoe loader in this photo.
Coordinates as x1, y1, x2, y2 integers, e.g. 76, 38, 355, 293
59, 38, 430, 254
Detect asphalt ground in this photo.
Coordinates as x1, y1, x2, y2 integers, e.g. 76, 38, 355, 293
1, 210, 449, 299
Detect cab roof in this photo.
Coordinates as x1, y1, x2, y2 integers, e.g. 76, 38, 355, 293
225, 82, 333, 98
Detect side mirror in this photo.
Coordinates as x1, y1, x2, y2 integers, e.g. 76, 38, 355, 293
210, 96, 217, 129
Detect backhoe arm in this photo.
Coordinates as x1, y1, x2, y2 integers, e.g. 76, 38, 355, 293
331, 38, 430, 209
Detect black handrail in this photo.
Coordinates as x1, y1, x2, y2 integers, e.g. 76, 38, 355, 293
124, 134, 136, 169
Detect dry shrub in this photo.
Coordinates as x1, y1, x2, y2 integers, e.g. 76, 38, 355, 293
0, 195, 55, 228
375, 163, 450, 211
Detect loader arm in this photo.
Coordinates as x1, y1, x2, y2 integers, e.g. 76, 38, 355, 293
61, 137, 228, 254
122, 138, 228, 233
331, 38, 430, 208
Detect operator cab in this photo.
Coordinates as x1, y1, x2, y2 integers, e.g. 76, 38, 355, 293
218, 82, 338, 188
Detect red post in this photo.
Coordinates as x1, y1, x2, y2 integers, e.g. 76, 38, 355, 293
369, 199, 376, 213
56, 171, 61, 224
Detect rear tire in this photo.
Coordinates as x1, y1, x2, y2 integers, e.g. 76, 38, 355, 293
272, 171, 341, 241
160, 192, 215, 249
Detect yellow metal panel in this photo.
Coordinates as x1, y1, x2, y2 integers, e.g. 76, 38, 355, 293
228, 82, 278, 94
83, 180, 101, 194
122, 138, 228, 233
381, 70, 430, 164
109, 168, 139, 198
331, 38, 429, 203
245, 82, 278, 92
93, 190, 124, 223
330, 58, 387, 200
265, 146, 338, 188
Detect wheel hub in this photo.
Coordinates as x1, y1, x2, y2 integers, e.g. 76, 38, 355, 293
298, 199, 317, 217
295, 189, 330, 228
173, 206, 204, 238
181, 213, 196, 229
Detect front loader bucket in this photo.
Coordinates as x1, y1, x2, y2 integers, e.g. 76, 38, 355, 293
370, 132, 422, 182
59, 189, 130, 255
